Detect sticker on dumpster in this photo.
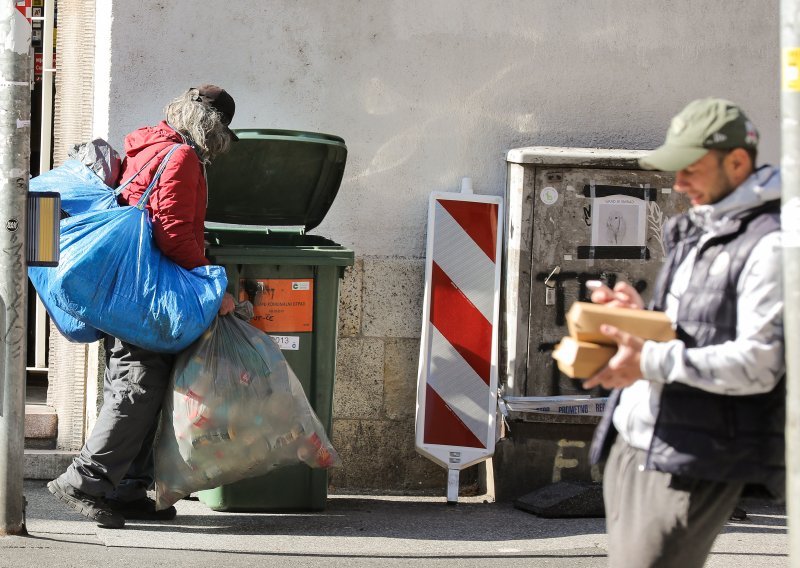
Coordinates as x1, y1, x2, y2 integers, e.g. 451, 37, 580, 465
239, 278, 314, 333
269, 335, 300, 350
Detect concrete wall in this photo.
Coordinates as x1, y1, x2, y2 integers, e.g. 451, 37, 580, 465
92, 0, 780, 491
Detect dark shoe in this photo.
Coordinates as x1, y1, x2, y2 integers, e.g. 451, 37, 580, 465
47, 478, 125, 529
730, 506, 748, 521
107, 497, 177, 521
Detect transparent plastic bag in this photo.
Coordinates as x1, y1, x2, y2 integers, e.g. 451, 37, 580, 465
154, 315, 340, 509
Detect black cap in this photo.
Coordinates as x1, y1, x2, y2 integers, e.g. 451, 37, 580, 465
193, 84, 239, 141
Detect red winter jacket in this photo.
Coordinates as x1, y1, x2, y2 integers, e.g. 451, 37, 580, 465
117, 121, 209, 270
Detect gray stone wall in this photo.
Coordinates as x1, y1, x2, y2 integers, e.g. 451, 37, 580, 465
330, 257, 450, 492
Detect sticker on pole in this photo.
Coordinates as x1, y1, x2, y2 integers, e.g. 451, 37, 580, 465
415, 190, 503, 500
784, 47, 800, 92
15, 1, 32, 24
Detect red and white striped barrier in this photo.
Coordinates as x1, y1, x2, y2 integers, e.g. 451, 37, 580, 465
415, 186, 503, 503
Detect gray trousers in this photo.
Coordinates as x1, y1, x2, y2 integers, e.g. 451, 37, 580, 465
60, 336, 174, 502
604, 436, 744, 568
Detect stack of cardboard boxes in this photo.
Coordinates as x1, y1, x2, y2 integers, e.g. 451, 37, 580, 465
552, 302, 676, 378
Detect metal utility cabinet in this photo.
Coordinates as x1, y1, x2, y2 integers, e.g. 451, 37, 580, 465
197, 129, 353, 511
495, 146, 687, 500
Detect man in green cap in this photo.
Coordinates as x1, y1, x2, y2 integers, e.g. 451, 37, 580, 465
584, 98, 784, 567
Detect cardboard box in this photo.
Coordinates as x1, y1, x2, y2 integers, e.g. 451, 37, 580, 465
551, 337, 617, 379
551, 302, 676, 379
566, 302, 675, 345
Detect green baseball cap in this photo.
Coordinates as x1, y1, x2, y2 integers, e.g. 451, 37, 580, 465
639, 98, 759, 171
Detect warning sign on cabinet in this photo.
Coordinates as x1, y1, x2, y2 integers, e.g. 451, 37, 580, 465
239, 278, 314, 333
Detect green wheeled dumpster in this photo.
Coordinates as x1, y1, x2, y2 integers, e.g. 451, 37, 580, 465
197, 129, 353, 511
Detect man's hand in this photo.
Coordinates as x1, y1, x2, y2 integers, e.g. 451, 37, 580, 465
587, 280, 645, 310
218, 292, 235, 315
582, 324, 645, 390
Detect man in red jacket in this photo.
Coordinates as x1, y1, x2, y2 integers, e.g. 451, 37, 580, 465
47, 85, 237, 528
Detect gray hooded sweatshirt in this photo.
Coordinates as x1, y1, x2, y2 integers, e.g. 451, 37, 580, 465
614, 165, 784, 451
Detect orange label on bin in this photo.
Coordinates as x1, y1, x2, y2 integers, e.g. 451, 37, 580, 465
239, 278, 314, 333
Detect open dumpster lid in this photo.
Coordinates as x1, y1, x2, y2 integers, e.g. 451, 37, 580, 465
205, 129, 347, 232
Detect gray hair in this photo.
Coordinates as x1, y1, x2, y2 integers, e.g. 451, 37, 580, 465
164, 89, 232, 161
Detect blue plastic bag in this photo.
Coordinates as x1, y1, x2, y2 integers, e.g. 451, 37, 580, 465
28, 160, 121, 342
28, 266, 103, 343
48, 207, 227, 352
29, 148, 169, 342
30, 159, 119, 214
31, 144, 228, 352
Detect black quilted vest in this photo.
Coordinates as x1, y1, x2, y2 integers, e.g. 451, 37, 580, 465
590, 199, 785, 498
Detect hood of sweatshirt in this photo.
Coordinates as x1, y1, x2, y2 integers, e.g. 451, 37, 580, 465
123, 121, 184, 159
689, 165, 781, 233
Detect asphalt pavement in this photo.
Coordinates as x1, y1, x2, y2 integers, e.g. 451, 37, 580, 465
0, 480, 788, 567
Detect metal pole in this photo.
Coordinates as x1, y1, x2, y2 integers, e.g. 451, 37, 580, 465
0, 1, 31, 536
782, 0, 800, 563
